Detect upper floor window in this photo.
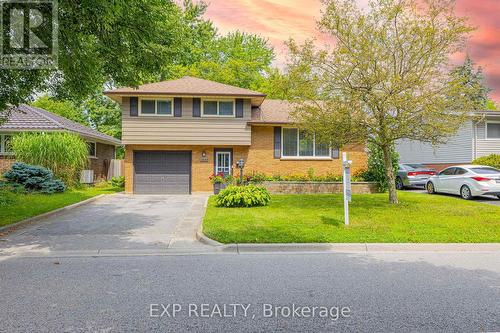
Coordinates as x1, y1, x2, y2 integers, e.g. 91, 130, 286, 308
139, 98, 173, 116
282, 128, 331, 158
0, 134, 13, 155
486, 122, 500, 139
202, 99, 234, 117
87, 141, 97, 158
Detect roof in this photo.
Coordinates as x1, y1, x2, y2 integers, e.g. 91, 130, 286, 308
105, 76, 266, 106
250, 99, 294, 124
0, 104, 121, 145
474, 109, 500, 116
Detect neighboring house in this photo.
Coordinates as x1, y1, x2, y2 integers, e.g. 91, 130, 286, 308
0, 104, 121, 179
396, 110, 500, 171
104, 76, 367, 194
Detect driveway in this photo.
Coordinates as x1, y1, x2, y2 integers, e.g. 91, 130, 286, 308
0, 194, 210, 256
404, 187, 500, 206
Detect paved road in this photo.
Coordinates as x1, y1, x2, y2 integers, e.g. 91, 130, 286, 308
404, 187, 500, 206
0, 194, 210, 256
1, 251, 499, 332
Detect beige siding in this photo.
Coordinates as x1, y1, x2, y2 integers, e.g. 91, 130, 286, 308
121, 97, 252, 145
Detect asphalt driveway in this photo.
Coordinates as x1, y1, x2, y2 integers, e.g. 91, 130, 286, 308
0, 194, 210, 256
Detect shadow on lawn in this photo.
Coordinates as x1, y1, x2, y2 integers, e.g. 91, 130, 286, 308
320, 216, 344, 227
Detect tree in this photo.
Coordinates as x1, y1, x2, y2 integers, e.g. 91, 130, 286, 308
283, 0, 480, 203
31, 96, 87, 125
0, 0, 194, 120
450, 56, 491, 108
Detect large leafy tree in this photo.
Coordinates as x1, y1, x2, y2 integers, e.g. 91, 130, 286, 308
0, 0, 192, 122
284, 0, 480, 203
450, 56, 491, 109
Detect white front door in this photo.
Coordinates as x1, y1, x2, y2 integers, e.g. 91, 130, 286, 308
215, 151, 232, 176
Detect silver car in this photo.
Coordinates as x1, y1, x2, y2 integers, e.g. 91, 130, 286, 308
396, 164, 436, 189
426, 165, 500, 200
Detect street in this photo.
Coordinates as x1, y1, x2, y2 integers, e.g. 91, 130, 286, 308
1, 251, 499, 332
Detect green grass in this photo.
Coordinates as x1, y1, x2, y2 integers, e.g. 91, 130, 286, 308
203, 192, 500, 243
0, 185, 122, 228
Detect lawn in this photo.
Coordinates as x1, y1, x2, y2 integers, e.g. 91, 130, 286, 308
0, 185, 122, 228
203, 192, 500, 243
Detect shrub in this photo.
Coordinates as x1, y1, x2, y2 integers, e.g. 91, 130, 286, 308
11, 132, 88, 185
3, 162, 66, 193
110, 176, 125, 188
216, 185, 271, 208
472, 154, 500, 169
361, 143, 399, 192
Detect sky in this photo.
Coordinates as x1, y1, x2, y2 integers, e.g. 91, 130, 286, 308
204, 0, 500, 101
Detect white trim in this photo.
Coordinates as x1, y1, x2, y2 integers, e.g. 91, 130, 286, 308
201, 98, 236, 117
0, 134, 14, 156
215, 151, 232, 175
280, 127, 332, 159
485, 121, 500, 140
87, 141, 97, 158
138, 97, 174, 116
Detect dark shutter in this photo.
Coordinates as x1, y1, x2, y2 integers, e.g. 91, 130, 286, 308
274, 127, 281, 159
192, 98, 201, 117
130, 97, 138, 117
235, 99, 244, 118
174, 97, 182, 117
331, 148, 340, 159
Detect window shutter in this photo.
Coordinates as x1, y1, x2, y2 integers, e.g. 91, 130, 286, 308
174, 97, 182, 117
192, 98, 201, 117
331, 148, 340, 159
274, 127, 281, 159
235, 99, 244, 118
130, 97, 138, 117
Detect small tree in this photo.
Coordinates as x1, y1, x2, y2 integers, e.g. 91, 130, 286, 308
11, 132, 88, 186
284, 0, 481, 203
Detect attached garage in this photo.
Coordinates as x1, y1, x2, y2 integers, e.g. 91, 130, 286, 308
133, 151, 191, 194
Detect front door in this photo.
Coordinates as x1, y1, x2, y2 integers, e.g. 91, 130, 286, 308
215, 150, 232, 176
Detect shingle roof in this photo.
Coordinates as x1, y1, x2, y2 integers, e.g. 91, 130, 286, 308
250, 99, 294, 124
0, 104, 121, 145
105, 76, 266, 98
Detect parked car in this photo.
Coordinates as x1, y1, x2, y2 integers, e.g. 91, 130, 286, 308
426, 165, 500, 200
396, 164, 436, 189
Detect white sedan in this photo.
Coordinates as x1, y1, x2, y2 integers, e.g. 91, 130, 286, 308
426, 165, 500, 200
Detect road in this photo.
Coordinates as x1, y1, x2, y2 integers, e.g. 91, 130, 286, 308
1, 251, 499, 332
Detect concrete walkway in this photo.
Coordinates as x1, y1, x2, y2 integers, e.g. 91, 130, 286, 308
0, 193, 211, 257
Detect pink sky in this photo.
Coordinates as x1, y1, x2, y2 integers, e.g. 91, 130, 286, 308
205, 0, 500, 101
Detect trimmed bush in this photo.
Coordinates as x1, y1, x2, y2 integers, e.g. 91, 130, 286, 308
216, 185, 271, 208
472, 154, 500, 169
11, 132, 88, 185
3, 162, 66, 193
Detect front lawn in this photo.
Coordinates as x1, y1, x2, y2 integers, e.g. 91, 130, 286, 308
203, 192, 500, 243
0, 185, 122, 228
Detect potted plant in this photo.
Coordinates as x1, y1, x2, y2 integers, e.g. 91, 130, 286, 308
209, 172, 226, 194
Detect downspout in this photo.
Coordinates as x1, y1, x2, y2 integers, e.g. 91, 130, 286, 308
472, 120, 477, 161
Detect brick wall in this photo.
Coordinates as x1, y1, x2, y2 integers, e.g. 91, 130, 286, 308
0, 156, 15, 175
89, 143, 115, 180
124, 127, 368, 194
262, 181, 379, 194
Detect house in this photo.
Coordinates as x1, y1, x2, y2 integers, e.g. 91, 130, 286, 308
104, 76, 367, 194
396, 110, 500, 171
0, 104, 121, 179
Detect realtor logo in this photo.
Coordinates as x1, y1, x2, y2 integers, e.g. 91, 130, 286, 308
0, 0, 58, 69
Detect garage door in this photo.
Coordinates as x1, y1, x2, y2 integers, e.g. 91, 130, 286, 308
133, 151, 191, 194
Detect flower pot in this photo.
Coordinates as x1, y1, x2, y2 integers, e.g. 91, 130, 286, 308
213, 183, 226, 194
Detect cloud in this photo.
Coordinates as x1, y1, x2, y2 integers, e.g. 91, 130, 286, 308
205, 0, 500, 101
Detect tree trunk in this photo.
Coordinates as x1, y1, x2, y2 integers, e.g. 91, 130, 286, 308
381, 144, 399, 204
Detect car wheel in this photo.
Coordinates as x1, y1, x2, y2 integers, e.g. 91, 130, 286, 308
460, 185, 473, 200
395, 177, 404, 190
426, 182, 436, 194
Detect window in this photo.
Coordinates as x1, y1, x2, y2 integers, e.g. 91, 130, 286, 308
439, 168, 455, 176
469, 167, 500, 175
454, 168, 467, 175
0, 134, 13, 155
139, 98, 173, 116
281, 128, 332, 158
486, 122, 500, 139
202, 99, 234, 117
87, 142, 96, 158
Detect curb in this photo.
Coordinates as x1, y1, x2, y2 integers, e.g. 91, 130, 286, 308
0, 193, 111, 235
194, 230, 500, 253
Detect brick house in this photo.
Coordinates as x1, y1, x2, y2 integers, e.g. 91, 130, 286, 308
0, 105, 121, 180
105, 76, 367, 194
